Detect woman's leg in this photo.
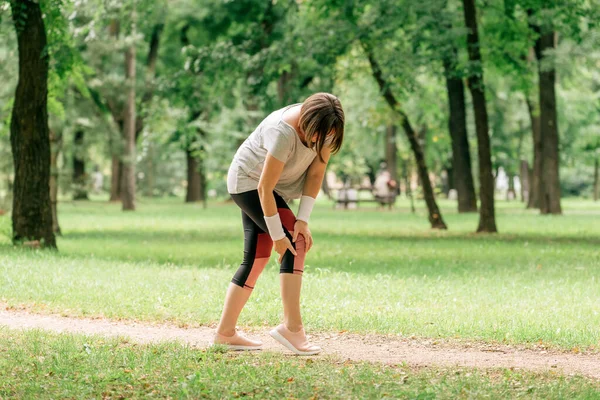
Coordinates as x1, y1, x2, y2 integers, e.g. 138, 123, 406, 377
228, 190, 319, 354
215, 283, 252, 337
271, 208, 320, 355
277, 207, 307, 333
213, 210, 272, 347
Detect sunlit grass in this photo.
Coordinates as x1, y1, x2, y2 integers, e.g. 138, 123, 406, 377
1, 197, 599, 349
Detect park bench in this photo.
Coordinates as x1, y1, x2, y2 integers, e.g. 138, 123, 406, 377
334, 186, 398, 209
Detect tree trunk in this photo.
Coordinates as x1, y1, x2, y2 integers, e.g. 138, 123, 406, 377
385, 124, 398, 186
277, 69, 293, 107
535, 30, 562, 214
443, 167, 454, 196
135, 23, 165, 141
443, 58, 478, 213
403, 158, 416, 214
144, 142, 155, 197
121, 43, 137, 211
72, 130, 88, 200
185, 149, 202, 203
109, 157, 121, 201
10, 0, 56, 248
526, 96, 542, 209
49, 130, 61, 235
507, 175, 516, 201
363, 42, 447, 229
520, 159, 530, 203
594, 157, 599, 202
108, 19, 122, 203
199, 157, 207, 209
462, 0, 497, 233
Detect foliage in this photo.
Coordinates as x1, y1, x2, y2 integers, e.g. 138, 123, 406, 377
0, 0, 599, 199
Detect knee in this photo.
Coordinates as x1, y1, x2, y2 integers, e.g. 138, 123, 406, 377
293, 233, 306, 254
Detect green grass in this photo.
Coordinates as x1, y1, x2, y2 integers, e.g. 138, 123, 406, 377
1, 328, 599, 399
1, 197, 599, 349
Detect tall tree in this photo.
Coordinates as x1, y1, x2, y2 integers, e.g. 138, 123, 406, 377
103, 15, 164, 203
107, 19, 123, 202
364, 43, 447, 230
525, 95, 542, 208
121, 27, 137, 211
462, 0, 497, 233
531, 17, 562, 214
443, 54, 478, 213
9, 0, 56, 248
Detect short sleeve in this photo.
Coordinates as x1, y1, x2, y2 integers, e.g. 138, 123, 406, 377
263, 127, 292, 162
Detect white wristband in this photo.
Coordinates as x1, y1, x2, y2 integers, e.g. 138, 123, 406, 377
296, 195, 316, 223
264, 213, 286, 241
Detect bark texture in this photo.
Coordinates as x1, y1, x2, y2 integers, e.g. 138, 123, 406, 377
462, 0, 498, 232
10, 0, 56, 248
443, 57, 477, 213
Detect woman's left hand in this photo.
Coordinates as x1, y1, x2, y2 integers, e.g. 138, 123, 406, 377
292, 220, 313, 252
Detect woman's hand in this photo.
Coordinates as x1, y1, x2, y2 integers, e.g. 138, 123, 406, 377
292, 220, 313, 252
274, 237, 297, 263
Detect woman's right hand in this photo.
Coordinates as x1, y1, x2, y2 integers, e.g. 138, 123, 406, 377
274, 237, 297, 263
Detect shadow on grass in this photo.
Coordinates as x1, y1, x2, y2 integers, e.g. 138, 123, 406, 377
57, 221, 600, 248
319, 230, 600, 247
62, 229, 237, 243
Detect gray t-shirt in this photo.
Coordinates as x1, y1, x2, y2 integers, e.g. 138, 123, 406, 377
227, 104, 318, 202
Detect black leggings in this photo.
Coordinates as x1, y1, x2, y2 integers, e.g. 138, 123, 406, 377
230, 190, 306, 291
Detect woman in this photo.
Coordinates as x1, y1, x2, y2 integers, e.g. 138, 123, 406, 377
212, 93, 345, 355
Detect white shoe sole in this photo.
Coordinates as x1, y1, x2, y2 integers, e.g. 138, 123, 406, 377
269, 329, 321, 356
208, 341, 262, 351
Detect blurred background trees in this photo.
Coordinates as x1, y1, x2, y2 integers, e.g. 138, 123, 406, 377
1, 0, 599, 246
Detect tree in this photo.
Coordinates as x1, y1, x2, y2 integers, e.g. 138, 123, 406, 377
462, 0, 497, 233
385, 124, 398, 185
531, 13, 562, 214
121, 14, 137, 211
49, 130, 62, 235
72, 130, 88, 200
525, 94, 542, 208
413, 0, 478, 213
9, 0, 56, 248
364, 43, 447, 230
443, 53, 477, 213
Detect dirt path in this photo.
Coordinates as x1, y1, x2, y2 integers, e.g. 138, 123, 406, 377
1, 307, 598, 379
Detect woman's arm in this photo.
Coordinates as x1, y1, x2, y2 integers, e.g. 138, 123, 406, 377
293, 146, 332, 252
258, 153, 297, 261
257, 154, 285, 218
302, 146, 331, 198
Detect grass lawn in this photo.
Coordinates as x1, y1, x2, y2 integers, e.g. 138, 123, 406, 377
0, 197, 599, 349
1, 328, 599, 399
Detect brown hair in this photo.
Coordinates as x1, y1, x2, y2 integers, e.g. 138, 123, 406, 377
298, 92, 344, 163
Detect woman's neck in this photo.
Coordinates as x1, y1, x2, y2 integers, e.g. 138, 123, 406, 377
283, 104, 308, 145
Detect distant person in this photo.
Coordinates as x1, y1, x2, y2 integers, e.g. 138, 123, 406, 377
92, 166, 103, 194
212, 93, 345, 355
373, 166, 397, 208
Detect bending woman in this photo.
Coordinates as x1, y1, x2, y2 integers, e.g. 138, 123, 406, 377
212, 93, 344, 355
